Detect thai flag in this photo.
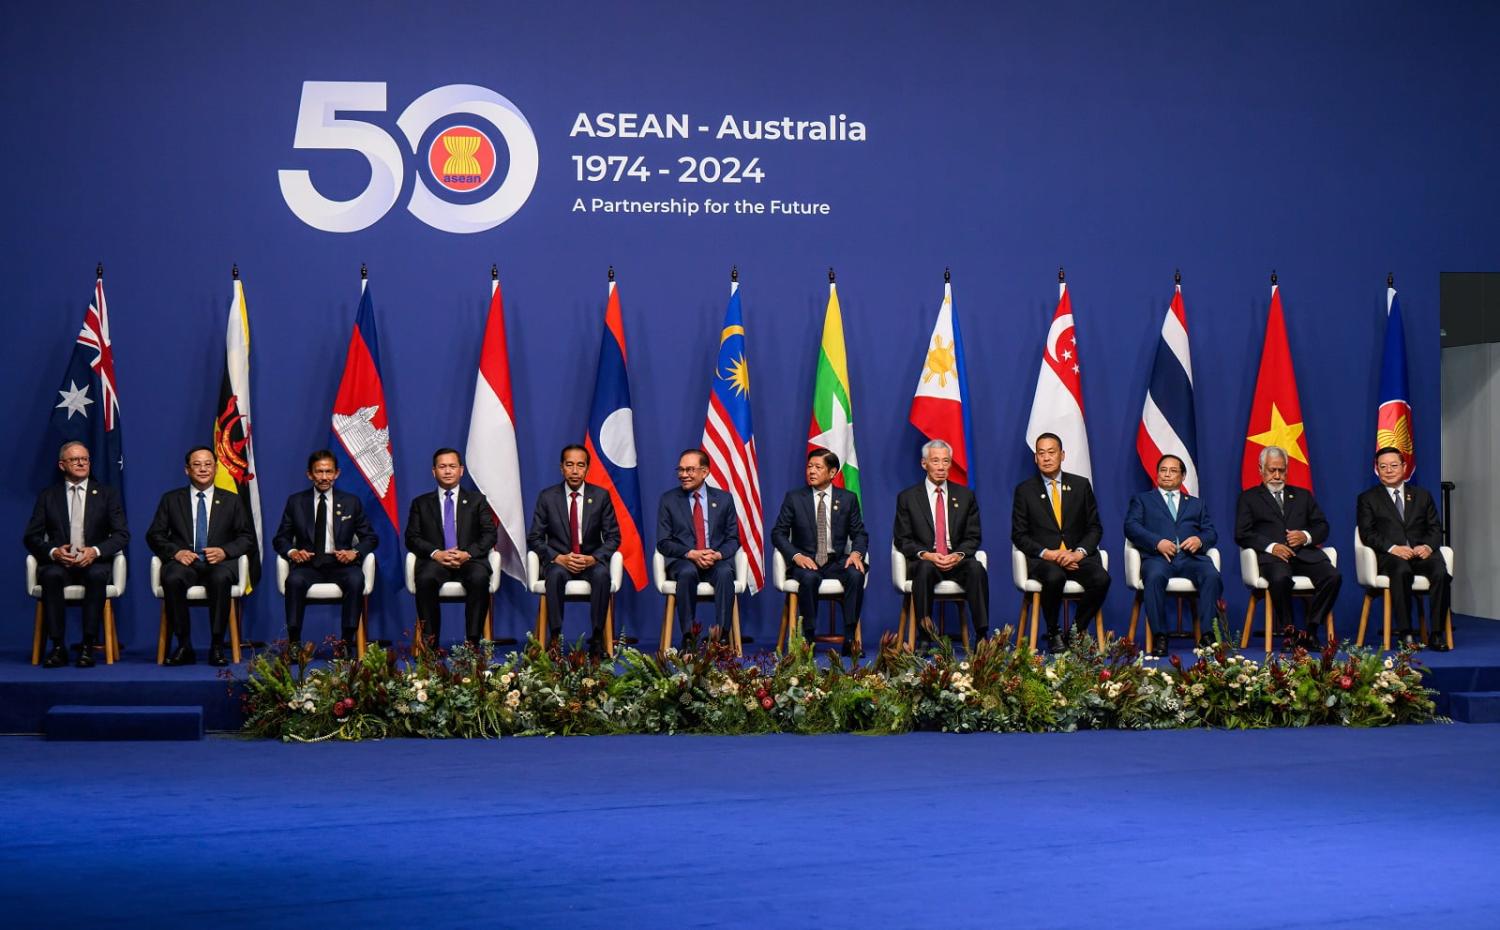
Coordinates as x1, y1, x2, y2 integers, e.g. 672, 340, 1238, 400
1136, 282, 1200, 495
701, 280, 764, 593
585, 276, 647, 590
1376, 284, 1414, 479
329, 282, 401, 626
50, 273, 125, 499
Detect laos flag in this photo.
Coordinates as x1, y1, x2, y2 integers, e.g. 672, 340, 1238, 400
585, 275, 647, 590
329, 281, 400, 628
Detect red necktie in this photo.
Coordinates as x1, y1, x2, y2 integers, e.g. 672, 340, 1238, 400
934, 487, 949, 556
693, 493, 707, 550
569, 491, 581, 554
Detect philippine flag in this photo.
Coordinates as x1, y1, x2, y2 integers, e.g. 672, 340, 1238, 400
465, 271, 527, 581
329, 281, 400, 625
585, 274, 647, 590
909, 278, 974, 486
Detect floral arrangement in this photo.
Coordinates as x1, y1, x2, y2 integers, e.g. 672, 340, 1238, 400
238, 626, 1441, 742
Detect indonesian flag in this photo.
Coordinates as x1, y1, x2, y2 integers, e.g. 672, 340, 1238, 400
808, 280, 860, 500
1376, 284, 1415, 479
909, 280, 974, 486
1024, 280, 1092, 479
1241, 283, 1312, 489
465, 273, 527, 581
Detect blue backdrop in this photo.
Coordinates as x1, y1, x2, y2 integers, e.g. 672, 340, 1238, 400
4, 1, 1495, 650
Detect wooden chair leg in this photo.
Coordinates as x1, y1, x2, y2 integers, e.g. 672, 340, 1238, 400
157, 604, 170, 664
1240, 594, 1256, 648
959, 603, 970, 651
1446, 609, 1455, 650
788, 593, 799, 648
854, 619, 863, 654
1263, 589, 1273, 654
1144, 621, 1153, 655
1017, 595, 1028, 634
731, 596, 743, 657
534, 598, 547, 649
104, 601, 116, 664
1382, 590, 1392, 652
1325, 609, 1335, 646
230, 599, 242, 664
1029, 592, 1041, 650
604, 596, 615, 655
32, 604, 44, 665
1356, 593, 1372, 647
903, 595, 916, 651
776, 595, 789, 652
484, 595, 494, 642
661, 594, 675, 651
1095, 612, 1105, 645
357, 599, 368, 659
1127, 594, 1141, 644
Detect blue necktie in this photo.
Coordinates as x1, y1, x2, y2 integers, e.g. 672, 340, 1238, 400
443, 490, 457, 550
195, 491, 209, 558
1166, 491, 1178, 521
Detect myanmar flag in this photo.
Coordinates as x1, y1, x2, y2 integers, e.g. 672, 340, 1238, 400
808, 278, 860, 501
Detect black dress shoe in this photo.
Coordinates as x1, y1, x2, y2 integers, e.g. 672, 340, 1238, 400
208, 646, 229, 667
165, 646, 197, 666
43, 645, 68, 668
1197, 633, 1215, 648
1427, 634, 1451, 652
75, 646, 96, 668
1151, 634, 1170, 658
1046, 632, 1065, 653
1396, 630, 1418, 648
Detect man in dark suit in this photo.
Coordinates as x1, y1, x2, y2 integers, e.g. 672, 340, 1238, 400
1124, 453, 1223, 656
656, 449, 740, 642
23, 441, 130, 668
893, 439, 988, 644
145, 445, 257, 666
1011, 432, 1110, 652
404, 447, 496, 648
272, 449, 377, 646
770, 447, 868, 655
528, 444, 620, 655
1357, 446, 1450, 650
1234, 445, 1341, 649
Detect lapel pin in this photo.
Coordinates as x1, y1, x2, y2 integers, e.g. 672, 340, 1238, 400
587, 498, 594, 504
462, 498, 469, 505
1063, 485, 1071, 492
711, 501, 717, 508
91, 489, 98, 495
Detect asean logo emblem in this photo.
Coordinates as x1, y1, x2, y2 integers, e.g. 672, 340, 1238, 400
428, 125, 497, 193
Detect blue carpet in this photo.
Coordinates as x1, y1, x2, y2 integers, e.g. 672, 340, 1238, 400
1, 725, 1498, 928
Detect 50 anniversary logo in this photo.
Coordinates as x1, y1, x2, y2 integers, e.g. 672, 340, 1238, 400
278, 82, 538, 234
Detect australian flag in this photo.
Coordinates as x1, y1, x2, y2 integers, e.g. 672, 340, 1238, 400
50, 274, 125, 501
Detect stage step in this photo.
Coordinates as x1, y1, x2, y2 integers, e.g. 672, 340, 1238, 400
44, 705, 204, 741
1448, 692, 1500, 724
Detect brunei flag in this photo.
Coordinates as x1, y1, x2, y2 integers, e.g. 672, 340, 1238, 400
213, 270, 264, 586
584, 272, 647, 590
807, 275, 860, 501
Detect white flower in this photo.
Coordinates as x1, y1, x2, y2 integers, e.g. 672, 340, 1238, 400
461, 677, 471, 685
287, 700, 298, 709
302, 701, 315, 712
582, 677, 597, 689
417, 690, 429, 703
959, 661, 970, 671
500, 671, 515, 686
482, 669, 493, 678
789, 677, 799, 687
505, 690, 521, 708
1384, 658, 1394, 669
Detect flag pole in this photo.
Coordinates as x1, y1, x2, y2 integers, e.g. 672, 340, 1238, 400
1058, 265, 1065, 283
944, 266, 950, 284
608, 265, 615, 282
828, 266, 836, 284
96, 262, 103, 280
1270, 269, 1278, 287
1175, 268, 1181, 286
491, 263, 498, 282
1387, 272, 1394, 288
231, 263, 239, 281
730, 264, 738, 284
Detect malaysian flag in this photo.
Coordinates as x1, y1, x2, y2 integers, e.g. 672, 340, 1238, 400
1136, 276, 1200, 494
701, 274, 764, 592
50, 268, 125, 498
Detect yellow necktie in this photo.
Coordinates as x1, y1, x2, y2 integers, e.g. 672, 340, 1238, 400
1049, 480, 1065, 550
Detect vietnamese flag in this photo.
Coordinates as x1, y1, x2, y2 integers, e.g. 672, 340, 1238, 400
1241, 282, 1312, 490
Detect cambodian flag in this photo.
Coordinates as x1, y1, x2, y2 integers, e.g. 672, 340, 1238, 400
585, 274, 647, 590
330, 281, 400, 629
701, 279, 764, 592
1376, 283, 1414, 479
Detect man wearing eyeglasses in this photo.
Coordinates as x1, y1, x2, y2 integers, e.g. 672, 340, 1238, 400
23, 442, 130, 668
1356, 446, 1450, 650
656, 449, 739, 645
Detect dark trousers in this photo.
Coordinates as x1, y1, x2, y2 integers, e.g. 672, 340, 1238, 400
790, 561, 864, 648
414, 557, 492, 643
909, 557, 989, 639
35, 560, 112, 645
1027, 554, 1110, 634
667, 557, 737, 641
160, 558, 237, 646
542, 561, 611, 644
1140, 553, 1222, 634
1377, 552, 1451, 633
284, 555, 365, 641
1260, 555, 1341, 629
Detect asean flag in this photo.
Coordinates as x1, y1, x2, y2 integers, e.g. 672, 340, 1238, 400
585, 275, 647, 590
329, 282, 401, 625
1376, 282, 1415, 479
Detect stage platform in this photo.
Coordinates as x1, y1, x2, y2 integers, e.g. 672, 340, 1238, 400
3, 617, 1497, 735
